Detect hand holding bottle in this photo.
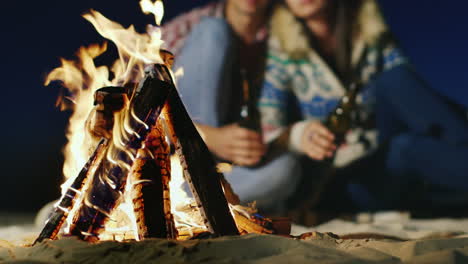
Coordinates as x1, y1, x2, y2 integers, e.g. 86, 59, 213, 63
196, 123, 266, 166
300, 121, 337, 161
301, 81, 360, 161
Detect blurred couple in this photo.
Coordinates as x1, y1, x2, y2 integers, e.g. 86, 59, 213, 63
163, 0, 468, 219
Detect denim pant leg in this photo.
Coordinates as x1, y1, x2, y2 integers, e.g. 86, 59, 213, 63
348, 65, 468, 210
354, 65, 468, 208
224, 153, 302, 213
174, 17, 239, 126
375, 64, 468, 145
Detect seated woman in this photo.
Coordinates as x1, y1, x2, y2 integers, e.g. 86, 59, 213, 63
260, 0, 468, 213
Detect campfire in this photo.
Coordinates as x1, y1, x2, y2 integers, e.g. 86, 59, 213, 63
35, 0, 288, 244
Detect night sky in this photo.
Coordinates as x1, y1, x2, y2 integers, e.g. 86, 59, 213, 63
1, 0, 467, 212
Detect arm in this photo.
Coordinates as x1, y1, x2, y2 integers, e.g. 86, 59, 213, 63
259, 54, 336, 160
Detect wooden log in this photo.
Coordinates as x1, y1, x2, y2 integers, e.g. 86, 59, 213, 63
232, 211, 273, 235
131, 120, 177, 239
163, 90, 239, 236
69, 65, 174, 241
159, 155, 177, 239
219, 175, 240, 205
176, 227, 207, 240
159, 49, 174, 69
131, 148, 166, 239
270, 217, 292, 236
86, 87, 128, 139
34, 138, 108, 244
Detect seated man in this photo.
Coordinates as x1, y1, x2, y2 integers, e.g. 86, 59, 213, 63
164, 0, 302, 213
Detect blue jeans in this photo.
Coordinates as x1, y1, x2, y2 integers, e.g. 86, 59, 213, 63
175, 18, 301, 212
348, 65, 468, 210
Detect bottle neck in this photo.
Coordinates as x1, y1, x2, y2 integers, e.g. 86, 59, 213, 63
324, 81, 362, 141
238, 69, 260, 131
241, 69, 250, 104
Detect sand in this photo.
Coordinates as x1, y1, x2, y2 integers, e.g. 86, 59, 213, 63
2, 233, 468, 263
3, 211, 468, 263
293, 211, 468, 240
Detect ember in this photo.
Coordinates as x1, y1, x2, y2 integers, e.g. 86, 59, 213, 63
35, 0, 284, 244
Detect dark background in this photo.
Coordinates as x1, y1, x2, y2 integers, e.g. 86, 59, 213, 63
0, 0, 467, 213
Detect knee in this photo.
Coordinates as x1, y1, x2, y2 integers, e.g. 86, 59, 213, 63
375, 64, 420, 100
264, 154, 302, 190
226, 153, 301, 208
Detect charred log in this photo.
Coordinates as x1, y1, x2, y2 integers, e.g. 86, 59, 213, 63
164, 90, 239, 236
233, 211, 273, 235
86, 87, 128, 139
132, 120, 177, 239
34, 138, 108, 244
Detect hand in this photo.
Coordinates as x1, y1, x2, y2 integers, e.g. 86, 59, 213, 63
301, 121, 336, 161
196, 123, 266, 166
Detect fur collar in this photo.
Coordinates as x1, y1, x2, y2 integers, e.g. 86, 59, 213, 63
270, 0, 388, 63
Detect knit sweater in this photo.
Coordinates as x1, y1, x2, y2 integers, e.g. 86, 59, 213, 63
259, 0, 407, 167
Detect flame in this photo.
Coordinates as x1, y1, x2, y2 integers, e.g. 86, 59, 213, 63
46, 43, 111, 183
48, 0, 164, 179
140, 0, 165, 25
45, 0, 242, 241
45, 0, 168, 240
216, 163, 233, 173
169, 155, 208, 236
83, 10, 163, 84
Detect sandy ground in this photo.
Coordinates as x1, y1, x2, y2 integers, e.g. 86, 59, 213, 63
2, 233, 468, 263
293, 211, 468, 240
3, 212, 468, 263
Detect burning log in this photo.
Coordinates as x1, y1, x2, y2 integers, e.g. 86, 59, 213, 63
69, 64, 174, 241
177, 227, 209, 240
131, 120, 177, 239
34, 138, 108, 244
218, 168, 240, 205
36, 0, 289, 243
86, 87, 128, 139
164, 91, 239, 236
233, 211, 273, 235
160, 161, 178, 239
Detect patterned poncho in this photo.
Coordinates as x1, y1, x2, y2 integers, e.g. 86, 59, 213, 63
259, 0, 407, 167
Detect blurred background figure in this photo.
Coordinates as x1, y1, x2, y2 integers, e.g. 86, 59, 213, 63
259, 0, 468, 222
259, 0, 403, 218
165, 0, 302, 213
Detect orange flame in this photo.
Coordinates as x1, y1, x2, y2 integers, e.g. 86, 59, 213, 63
45, 0, 168, 240
45, 0, 224, 240
46, 43, 110, 183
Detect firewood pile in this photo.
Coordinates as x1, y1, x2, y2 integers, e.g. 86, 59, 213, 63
34, 54, 290, 245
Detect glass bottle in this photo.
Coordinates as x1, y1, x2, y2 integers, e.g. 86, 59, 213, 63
324, 81, 361, 146
238, 69, 261, 131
